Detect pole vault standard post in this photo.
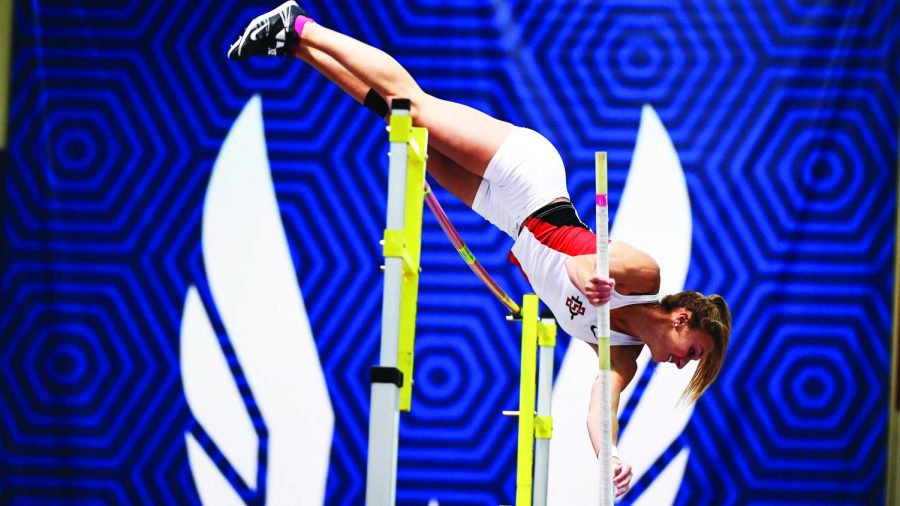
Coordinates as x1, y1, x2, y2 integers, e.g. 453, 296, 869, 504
514, 296, 539, 506
595, 152, 615, 506
504, 295, 556, 506
532, 305, 556, 506
366, 98, 427, 506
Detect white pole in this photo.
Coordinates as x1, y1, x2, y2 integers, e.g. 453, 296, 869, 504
595, 152, 614, 505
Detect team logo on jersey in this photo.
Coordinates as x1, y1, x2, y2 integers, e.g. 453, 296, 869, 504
565, 294, 587, 319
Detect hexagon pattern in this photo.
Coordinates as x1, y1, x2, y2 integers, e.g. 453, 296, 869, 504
2, 0, 898, 505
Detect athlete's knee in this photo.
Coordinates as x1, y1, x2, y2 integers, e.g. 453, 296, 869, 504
384, 88, 430, 120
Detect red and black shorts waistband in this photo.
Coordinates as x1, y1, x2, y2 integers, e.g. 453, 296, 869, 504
509, 200, 596, 283
525, 200, 589, 230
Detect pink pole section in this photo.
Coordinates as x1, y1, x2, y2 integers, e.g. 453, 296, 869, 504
423, 182, 521, 317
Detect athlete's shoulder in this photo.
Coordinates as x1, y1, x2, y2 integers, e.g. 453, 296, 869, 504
609, 241, 660, 295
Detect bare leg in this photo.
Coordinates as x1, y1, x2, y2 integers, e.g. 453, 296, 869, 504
298, 23, 513, 179
424, 149, 481, 206
293, 44, 482, 206
291, 44, 370, 105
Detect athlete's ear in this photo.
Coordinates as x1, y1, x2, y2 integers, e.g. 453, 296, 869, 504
674, 310, 691, 327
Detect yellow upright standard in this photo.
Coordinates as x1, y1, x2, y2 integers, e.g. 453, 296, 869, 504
385, 108, 427, 412
513, 294, 557, 506
515, 295, 539, 506
366, 98, 426, 506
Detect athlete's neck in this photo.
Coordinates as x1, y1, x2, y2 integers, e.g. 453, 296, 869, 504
611, 303, 664, 343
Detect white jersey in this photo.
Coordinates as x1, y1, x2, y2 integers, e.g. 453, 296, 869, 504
509, 207, 659, 346
466, 124, 658, 345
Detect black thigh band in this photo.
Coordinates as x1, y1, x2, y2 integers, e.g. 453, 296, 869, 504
364, 89, 389, 118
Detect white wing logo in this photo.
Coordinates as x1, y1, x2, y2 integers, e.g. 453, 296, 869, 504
548, 104, 693, 504
180, 95, 334, 505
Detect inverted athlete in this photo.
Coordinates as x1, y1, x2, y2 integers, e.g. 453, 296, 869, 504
228, 2, 732, 498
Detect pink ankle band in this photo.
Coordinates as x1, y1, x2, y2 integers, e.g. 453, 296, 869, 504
294, 15, 314, 40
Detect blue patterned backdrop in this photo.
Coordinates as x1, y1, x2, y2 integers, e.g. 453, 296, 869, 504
2, 0, 898, 504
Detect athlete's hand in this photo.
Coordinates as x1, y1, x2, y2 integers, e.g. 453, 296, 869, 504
584, 276, 615, 306
613, 456, 633, 498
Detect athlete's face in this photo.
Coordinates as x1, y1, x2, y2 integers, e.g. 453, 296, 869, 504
650, 310, 714, 369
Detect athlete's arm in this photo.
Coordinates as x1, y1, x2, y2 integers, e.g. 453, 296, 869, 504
565, 241, 660, 305
587, 343, 641, 497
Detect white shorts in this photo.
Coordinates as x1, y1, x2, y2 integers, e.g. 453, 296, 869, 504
471, 127, 570, 238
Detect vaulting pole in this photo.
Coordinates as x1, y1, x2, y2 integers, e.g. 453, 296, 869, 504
423, 182, 521, 317
595, 152, 614, 505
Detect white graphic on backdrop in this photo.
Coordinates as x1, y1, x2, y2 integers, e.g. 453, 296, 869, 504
180, 95, 334, 505
548, 104, 694, 504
